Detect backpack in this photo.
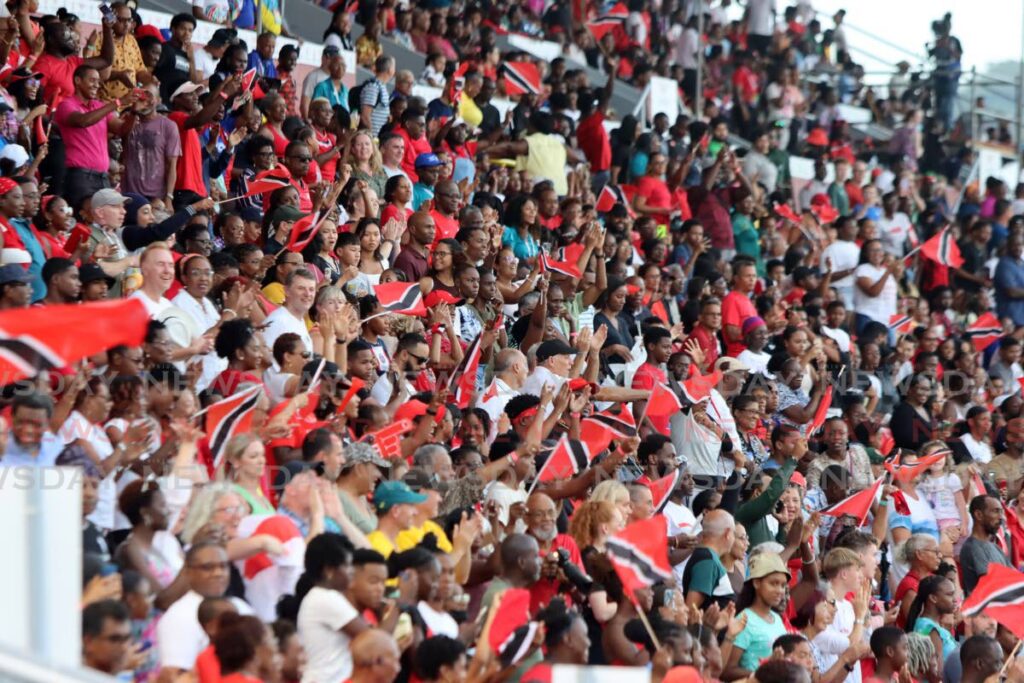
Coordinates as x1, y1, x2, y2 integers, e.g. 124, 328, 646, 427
348, 77, 385, 112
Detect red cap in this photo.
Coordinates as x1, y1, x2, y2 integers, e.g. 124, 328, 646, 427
567, 377, 599, 393
810, 193, 832, 208
135, 24, 164, 42
424, 290, 464, 308
393, 400, 446, 423
806, 128, 829, 146
790, 471, 807, 488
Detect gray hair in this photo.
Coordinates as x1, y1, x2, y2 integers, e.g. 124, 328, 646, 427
180, 482, 239, 544
749, 541, 785, 558
413, 444, 447, 470
701, 509, 736, 539
897, 533, 938, 564
494, 348, 526, 374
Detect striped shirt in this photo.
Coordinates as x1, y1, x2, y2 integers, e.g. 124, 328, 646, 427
360, 78, 390, 137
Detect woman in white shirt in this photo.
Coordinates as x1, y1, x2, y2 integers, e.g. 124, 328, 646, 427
853, 238, 901, 338
171, 254, 233, 392
296, 534, 365, 683
356, 217, 395, 286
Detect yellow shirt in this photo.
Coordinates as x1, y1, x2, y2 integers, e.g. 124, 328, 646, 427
396, 520, 453, 553
262, 282, 286, 306
517, 133, 568, 195
367, 530, 397, 559
458, 94, 483, 128
98, 34, 146, 102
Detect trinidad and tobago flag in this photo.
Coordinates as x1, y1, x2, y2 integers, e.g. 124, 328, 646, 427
962, 563, 1024, 637
538, 251, 582, 279
0, 299, 149, 385
236, 176, 291, 201
596, 184, 637, 217
501, 62, 541, 97
285, 212, 320, 252
535, 434, 592, 483
580, 407, 637, 454
966, 312, 1002, 352
819, 475, 884, 525
586, 2, 627, 40
681, 370, 722, 404
808, 385, 833, 435
888, 313, 915, 335
372, 282, 427, 317
920, 226, 964, 268
884, 450, 950, 483
648, 469, 683, 514
445, 331, 483, 409
606, 515, 672, 597
207, 384, 264, 469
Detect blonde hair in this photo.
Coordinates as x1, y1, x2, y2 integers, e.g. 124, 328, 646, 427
569, 500, 617, 549
221, 433, 263, 478
180, 482, 239, 543
590, 480, 629, 506
139, 241, 172, 265
348, 130, 383, 176
822, 547, 862, 579
920, 440, 953, 474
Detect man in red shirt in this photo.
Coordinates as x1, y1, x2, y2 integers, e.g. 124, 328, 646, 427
168, 76, 236, 209
525, 492, 583, 615
683, 297, 722, 371
576, 56, 618, 193
430, 180, 461, 244
632, 326, 674, 435
721, 257, 759, 357
396, 108, 430, 182
36, 16, 114, 105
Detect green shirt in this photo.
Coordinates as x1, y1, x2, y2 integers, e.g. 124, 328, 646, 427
681, 546, 734, 609
732, 213, 761, 272
736, 458, 797, 547
734, 609, 789, 672
827, 181, 850, 217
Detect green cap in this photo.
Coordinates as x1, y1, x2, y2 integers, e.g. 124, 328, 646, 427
267, 204, 308, 227
374, 480, 428, 514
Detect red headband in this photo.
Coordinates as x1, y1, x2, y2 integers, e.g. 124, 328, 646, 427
512, 406, 539, 424
40, 194, 56, 213
0, 177, 18, 195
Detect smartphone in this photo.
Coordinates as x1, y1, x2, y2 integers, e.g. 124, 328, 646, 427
662, 588, 675, 607
393, 612, 413, 642
99, 563, 119, 577
99, 3, 115, 22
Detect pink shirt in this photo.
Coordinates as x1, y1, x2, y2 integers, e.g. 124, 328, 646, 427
55, 95, 112, 173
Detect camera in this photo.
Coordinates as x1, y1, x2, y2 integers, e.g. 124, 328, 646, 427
555, 547, 593, 593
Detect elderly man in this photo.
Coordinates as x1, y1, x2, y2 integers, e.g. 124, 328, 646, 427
479, 349, 528, 424
525, 492, 583, 614
277, 460, 342, 537
411, 444, 456, 483
84, 188, 137, 294
523, 338, 649, 405
681, 508, 736, 609
263, 267, 316, 353
350, 630, 403, 683
130, 242, 176, 317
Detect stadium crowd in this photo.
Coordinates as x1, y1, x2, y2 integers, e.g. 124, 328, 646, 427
4, 1, 1024, 683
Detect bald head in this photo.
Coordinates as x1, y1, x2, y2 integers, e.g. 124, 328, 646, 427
701, 509, 735, 551
409, 211, 436, 247
352, 629, 401, 683
495, 348, 528, 387
499, 533, 541, 584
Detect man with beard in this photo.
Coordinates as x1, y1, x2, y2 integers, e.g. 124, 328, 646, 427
36, 15, 114, 104
369, 332, 430, 405
393, 211, 435, 282
959, 495, 1012, 596
524, 492, 583, 613
636, 434, 678, 485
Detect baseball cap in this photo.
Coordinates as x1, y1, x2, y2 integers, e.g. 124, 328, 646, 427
415, 153, 443, 169
374, 480, 428, 513
208, 28, 238, 47
0, 263, 29, 285
267, 204, 308, 226
79, 262, 115, 287
715, 357, 751, 373
747, 552, 791, 580
536, 339, 577, 363
393, 399, 447, 424
0, 144, 29, 168
0, 248, 30, 266
566, 377, 599, 393
424, 290, 464, 308
323, 45, 341, 58
273, 459, 324, 490
240, 206, 263, 223
91, 188, 130, 209
170, 81, 206, 100
343, 441, 391, 469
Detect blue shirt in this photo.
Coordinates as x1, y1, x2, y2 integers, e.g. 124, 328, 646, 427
2, 432, 64, 467
312, 79, 348, 110
412, 183, 434, 211
502, 225, 539, 261
995, 255, 1024, 326
279, 505, 340, 537
247, 51, 277, 79
12, 217, 45, 301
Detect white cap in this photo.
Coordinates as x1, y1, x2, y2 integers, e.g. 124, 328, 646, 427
0, 247, 31, 265
0, 144, 29, 169
170, 81, 207, 100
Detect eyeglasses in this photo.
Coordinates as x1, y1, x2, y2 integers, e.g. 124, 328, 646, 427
187, 269, 214, 277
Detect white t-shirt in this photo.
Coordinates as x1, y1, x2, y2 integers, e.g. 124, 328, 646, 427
961, 432, 993, 464
522, 365, 568, 398
263, 307, 313, 354
158, 591, 252, 670
737, 348, 772, 377
263, 366, 297, 406
822, 240, 861, 289
853, 263, 896, 324
814, 596, 861, 683
194, 49, 219, 82
663, 499, 697, 536
298, 586, 359, 683
878, 212, 912, 257
59, 410, 115, 530
417, 601, 459, 638
746, 0, 776, 35
131, 289, 173, 318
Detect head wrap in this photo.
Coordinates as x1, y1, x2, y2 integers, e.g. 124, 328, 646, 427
0, 176, 18, 195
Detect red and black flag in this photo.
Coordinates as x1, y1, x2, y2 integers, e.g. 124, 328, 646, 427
446, 331, 483, 409
819, 476, 884, 525
580, 407, 637, 453
966, 312, 1003, 352
884, 450, 949, 483
538, 251, 582, 279
501, 61, 541, 97
236, 176, 291, 201
606, 515, 672, 596
207, 384, 264, 469
585, 2, 628, 40
648, 469, 683, 514
535, 434, 592, 483
596, 184, 636, 217
681, 370, 722, 404
645, 382, 683, 418
285, 212, 320, 253
920, 226, 964, 268
888, 313, 915, 336
962, 563, 1024, 637
0, 299, 149, 385
809, 385, 833, 435
372, 282, 427, 317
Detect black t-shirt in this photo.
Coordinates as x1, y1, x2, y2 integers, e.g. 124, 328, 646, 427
155, 43, 191, 104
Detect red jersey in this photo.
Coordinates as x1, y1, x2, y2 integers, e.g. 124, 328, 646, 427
632, 362, 669, 434
720, 291, 757, 356
577, 111, 611, 172
169, 111, 207, 196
